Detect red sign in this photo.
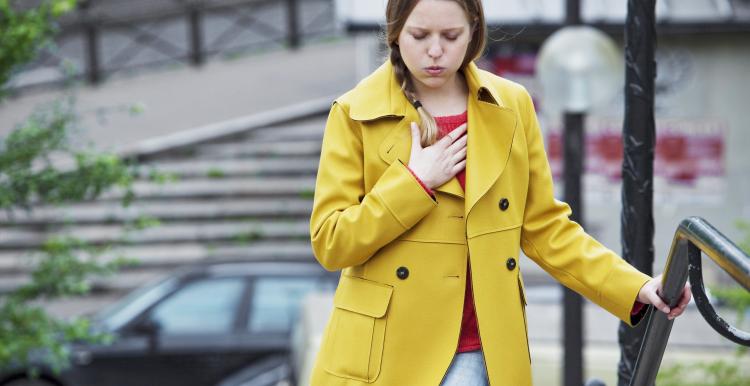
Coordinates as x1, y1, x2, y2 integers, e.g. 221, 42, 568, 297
547, 119, 726, 185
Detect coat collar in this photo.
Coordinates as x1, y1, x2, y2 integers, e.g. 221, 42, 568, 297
347, 61, 517, 217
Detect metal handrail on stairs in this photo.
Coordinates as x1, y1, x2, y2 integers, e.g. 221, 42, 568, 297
628, 217, 750, 386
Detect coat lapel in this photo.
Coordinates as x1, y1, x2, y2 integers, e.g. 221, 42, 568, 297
464, 96, 517, 216
463, 62, 517, 216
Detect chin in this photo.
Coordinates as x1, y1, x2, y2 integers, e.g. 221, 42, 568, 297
417, 77, 449, 90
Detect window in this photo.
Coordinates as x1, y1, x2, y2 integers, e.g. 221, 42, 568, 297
150, 277, 245, 334
248, 277, 335, 333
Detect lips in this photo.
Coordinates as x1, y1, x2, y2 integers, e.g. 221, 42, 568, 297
425, 66, 445, 76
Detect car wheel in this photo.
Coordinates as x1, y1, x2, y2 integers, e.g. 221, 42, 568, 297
3, 379, 56, 386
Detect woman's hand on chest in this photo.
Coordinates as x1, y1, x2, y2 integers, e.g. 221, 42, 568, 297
408, 121, 467, 189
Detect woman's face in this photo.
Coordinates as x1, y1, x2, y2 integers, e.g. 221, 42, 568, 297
397, 0, 472, 93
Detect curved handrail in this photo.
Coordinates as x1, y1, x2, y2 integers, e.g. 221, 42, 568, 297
628, 217, 750, 386
673, 217, 750, 290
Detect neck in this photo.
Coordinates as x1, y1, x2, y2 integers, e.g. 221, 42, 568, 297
413, 70, 467, 102
412, 70, 469, 116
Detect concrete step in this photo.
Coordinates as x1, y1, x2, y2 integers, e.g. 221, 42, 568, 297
96, 176, 316, 201
0, 240, 315, 277
247, 118, 326, 142
188, 140, 322, 160
138, 157, 320, 179
0, 219, 310, 250
0, 198, 313, 226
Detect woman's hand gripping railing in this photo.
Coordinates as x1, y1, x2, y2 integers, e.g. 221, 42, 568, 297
628, 216, 750, 386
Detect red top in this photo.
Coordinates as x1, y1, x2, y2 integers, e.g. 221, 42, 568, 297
432, 111, 481, 353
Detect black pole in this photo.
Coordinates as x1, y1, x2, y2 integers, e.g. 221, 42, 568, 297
618, 1, 657, 386
188, 4, 204, 66
563, 2, 584, 386
80, 0, 100, 84
286, 0, 300, 49
563, 112, 585, 386
566, 0, 581, 25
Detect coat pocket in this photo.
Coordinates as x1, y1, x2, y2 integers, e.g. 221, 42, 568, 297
323, 275, 393, 382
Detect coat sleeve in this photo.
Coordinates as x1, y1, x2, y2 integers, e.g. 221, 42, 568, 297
309, 102, 438, 271
517, 88, 651, 326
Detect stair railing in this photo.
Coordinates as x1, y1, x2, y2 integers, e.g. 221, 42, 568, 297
628, 216, 750, 386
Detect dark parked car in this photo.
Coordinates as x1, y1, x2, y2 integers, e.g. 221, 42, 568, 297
0, 261, 338, 386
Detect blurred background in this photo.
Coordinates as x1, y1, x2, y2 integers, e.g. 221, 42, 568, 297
0, 0, 748, 385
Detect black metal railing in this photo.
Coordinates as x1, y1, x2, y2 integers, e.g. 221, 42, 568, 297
628, 216, 750, 386
8, 0, 337, 93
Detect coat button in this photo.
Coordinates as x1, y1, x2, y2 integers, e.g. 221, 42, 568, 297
396, 266, 409, 280
506, 258, 517, 271
499, 198, 510, 211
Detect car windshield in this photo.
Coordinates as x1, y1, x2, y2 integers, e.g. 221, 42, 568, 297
94, 275, 179, 331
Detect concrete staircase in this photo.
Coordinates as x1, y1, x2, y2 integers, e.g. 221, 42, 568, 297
0, 114, 328, 297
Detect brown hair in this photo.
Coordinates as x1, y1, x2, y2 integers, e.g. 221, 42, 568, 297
386, 0, 486, 146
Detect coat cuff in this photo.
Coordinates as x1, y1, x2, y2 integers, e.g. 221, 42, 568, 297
406, 166, 436, 198
371, 160, 437, 229
630, 301, 651, 326
598, 262, 652, 326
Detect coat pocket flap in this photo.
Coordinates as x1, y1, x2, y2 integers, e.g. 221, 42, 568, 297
333, 276, 393, 318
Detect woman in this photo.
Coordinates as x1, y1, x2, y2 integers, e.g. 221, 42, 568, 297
308, 1, 691, 385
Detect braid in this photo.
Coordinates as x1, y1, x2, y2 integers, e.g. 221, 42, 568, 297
390, 46, 439, 147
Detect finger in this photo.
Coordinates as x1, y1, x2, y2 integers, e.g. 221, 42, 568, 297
410, 122, 423, 151
453, 123, 468, 137
649, 291, 671, 314
438, 132, 457, 148
439, 124, 468, 148
669, 305, 686, 319
451, 159, 466, 174
446, 133, 468, 154
451, 147, 467, 164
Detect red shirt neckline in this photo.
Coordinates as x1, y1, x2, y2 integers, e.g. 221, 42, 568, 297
434, 111, 468, 129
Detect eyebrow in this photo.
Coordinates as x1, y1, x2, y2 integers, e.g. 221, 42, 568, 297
406, 26, 465, 33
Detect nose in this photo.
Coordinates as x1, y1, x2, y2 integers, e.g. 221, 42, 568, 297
427, 38, 443, 59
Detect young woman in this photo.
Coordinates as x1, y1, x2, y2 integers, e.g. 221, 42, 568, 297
308, 1, 691, 385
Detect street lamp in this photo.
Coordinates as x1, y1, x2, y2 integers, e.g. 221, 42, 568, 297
538, 26, 623, 114
537, 25, 623, 386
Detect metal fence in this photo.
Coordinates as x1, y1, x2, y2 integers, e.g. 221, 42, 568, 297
8, 0, 338, 92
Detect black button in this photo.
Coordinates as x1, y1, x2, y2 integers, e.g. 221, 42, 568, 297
506, 258, 517, 271
396, 266, 409, 280
499, 198, 510, 211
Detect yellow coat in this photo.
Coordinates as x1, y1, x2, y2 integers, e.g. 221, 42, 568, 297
308, 61, 650, 386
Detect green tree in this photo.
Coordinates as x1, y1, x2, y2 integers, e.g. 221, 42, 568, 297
0, 0, 76, 95
0, 0, 145, 375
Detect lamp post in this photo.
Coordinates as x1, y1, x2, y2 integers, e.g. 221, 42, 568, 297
538, 25, 623, 386
563, 7, 583, 384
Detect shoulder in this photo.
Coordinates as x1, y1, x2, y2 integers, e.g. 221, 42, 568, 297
473, 66, 533, 111
334, 62, 403, 121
